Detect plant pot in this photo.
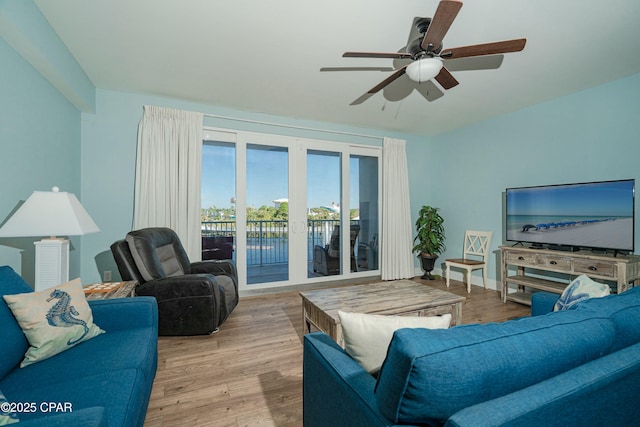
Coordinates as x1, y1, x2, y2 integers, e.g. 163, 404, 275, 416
420, 254, 438, 280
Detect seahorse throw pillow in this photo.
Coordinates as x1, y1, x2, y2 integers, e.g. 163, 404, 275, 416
3, 278, 104, 367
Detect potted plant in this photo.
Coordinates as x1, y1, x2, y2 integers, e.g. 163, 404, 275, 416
412, 205, 446, 280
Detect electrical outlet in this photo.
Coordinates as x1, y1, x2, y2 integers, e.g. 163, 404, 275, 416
103, 270, 112, 281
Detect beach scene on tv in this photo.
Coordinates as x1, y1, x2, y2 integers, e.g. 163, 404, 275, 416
506, 180, 634, 251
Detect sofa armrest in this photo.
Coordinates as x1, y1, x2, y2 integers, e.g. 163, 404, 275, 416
16, 407, 107, 427
531, 292, 559, 316
89, 297, 158, 332
303, 332, 393, 427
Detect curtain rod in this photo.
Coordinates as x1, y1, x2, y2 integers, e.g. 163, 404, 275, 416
202, 113, 384, 141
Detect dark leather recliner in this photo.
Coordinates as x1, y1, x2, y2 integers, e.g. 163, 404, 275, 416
110, 227, 238, 336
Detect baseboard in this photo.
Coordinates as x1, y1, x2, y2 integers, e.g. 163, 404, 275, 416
239, 274, 382, 297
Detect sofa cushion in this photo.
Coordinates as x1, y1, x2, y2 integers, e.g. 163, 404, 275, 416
374, 310, 615, 425
3, 279, 104, 367
1, 369, 150, 426
0, 387, 19, 425
338, 311, 451, 374
576, 285, 640, 351
0, 327, 157, 393
553, 274, 610, 311
444, 341, 640, 427
0, 266, 32, 379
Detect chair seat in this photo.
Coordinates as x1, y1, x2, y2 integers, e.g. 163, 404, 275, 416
446, 259, 485, 266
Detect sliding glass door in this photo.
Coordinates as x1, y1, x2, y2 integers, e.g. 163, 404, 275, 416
202, 137, 236, 269
350, 154, 379, 272
245, 144, 289, 284
202, 128, 381, 291
307, 150, 343, 278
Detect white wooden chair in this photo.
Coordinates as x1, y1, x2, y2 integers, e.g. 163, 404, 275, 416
445, 230, 493, 293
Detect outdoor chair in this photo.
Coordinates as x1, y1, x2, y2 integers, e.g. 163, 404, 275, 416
202, 235, 234, 260
313, 224, 360, 276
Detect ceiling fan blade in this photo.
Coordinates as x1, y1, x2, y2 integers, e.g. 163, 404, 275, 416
434, 66, 459, 90
442, 38, 526, 59
445, 55, 504, 72
350, 92, 376, 106
421, 0, 463, 51
320, 66, 395, 72
343, 51, 412, 59
367, 66, 408, 93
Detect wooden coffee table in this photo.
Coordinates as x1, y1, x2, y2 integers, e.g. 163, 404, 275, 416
300, 279, 465, 345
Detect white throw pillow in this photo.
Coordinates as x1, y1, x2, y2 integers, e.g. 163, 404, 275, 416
338, 311, 451, 374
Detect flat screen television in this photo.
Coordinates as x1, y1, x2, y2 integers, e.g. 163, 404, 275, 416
505, 179, 635, 253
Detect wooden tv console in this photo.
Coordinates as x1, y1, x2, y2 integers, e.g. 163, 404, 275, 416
500, 245, 640, 306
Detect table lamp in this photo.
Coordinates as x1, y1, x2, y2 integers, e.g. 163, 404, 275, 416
0, 186, 99, 291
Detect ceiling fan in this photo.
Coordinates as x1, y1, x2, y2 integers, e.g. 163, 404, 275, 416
342, 0, 526, 104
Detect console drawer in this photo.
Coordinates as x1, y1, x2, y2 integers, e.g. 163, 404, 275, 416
536, 255, 572, 272
574, 259, 616, 278
506, 251, 537, 266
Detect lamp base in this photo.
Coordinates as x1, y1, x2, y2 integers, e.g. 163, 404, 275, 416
34, 238, 69, 291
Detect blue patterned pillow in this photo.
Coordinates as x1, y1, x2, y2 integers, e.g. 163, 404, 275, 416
553, 275, 611, 311
0, 388, 19, 425
3, 279, 104, 367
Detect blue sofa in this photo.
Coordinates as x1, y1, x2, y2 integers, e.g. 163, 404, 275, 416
303, 286, 640, 427
0, 266, 158, 426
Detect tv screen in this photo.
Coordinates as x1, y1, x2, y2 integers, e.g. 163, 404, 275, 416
506, 179, 635, 252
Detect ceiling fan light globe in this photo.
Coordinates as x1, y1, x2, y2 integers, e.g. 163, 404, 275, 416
406, 58, 443, 83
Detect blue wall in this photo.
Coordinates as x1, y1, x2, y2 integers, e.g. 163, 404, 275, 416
0, 36, 81, 286
414, 72, 640, 285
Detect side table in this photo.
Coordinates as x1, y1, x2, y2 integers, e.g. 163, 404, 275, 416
84, 281, 138, 300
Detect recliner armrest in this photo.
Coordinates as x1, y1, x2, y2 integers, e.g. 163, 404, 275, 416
191, 260, 237, 278
136, 274, 220, 300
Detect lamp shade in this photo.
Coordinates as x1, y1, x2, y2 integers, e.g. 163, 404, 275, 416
0, 187, 99, 237
405, 58, 444, 83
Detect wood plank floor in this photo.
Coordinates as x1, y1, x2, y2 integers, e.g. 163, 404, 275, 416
143, 277, 530, 426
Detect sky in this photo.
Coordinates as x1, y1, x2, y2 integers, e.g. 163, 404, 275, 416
201, 143, 361, 210
507, 180, 634, 217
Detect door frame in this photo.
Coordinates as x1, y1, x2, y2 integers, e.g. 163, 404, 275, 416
203, 126, 382, 292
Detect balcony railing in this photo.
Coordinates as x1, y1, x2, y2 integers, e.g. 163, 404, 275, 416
202, 219, 355, 266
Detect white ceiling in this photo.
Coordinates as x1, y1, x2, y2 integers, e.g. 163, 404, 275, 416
34, 0, 640, 136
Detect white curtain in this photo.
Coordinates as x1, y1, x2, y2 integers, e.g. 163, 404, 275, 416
381, 137, 415, 280
133, 105, 203, 260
